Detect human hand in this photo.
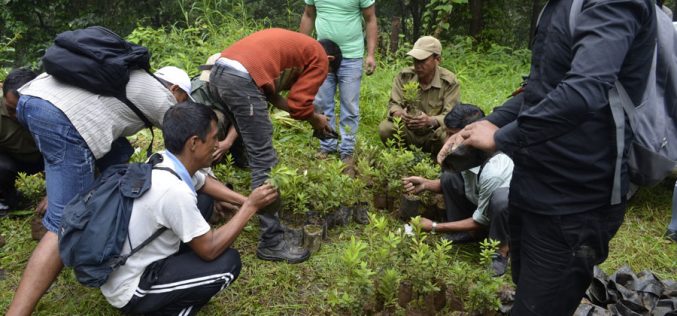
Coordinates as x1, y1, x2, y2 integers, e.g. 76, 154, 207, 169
416, 217, 434, 231
437, 132, 464, 164
460, 120, 498, 153
309, 113, 337, 139
391, 110, 405, 119
244, 184, 279, 211
402, 176, 428, 195
365, 55, 376, 76
213, 139, 233, 161
405, 112, 434, 130
35, 196, 48, 216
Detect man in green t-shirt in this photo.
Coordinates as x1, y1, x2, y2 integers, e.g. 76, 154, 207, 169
300, 0, 377, 168
0, 68, 42, 212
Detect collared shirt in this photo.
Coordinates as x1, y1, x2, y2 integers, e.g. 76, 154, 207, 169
0, 96, 41, 163
164, 150, 195, 193
460, 153, 514, 226
487, 0, 656, 214
388, 66, 460, 127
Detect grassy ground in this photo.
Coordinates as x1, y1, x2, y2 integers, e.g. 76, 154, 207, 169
1, 37, 675, 314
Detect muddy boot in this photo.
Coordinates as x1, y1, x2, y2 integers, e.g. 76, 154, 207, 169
256, 239, 310, 264
256, 198, 309, 263
341, 155, 356, 178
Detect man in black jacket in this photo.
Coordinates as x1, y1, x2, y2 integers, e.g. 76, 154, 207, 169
439, 0, 657, 314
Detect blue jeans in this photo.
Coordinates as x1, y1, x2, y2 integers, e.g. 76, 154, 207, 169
314, 58, 363, 158
17, 96, 132, 233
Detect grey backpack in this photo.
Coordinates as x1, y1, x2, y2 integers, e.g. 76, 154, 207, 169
568, 0, 677, 204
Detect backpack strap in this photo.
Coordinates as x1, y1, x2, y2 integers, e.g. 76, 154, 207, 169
116, 95, 154, 158
111, 165, 183, 270
114, 69, 171, 159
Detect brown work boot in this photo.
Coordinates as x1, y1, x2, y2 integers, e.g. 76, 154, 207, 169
315, 150, 333, 160
341, 155, 356, 178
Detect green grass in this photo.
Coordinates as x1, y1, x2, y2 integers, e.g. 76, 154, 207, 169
1, 28, 675, 314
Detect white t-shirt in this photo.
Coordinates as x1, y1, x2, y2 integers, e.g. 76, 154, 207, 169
101, 152, 211, 308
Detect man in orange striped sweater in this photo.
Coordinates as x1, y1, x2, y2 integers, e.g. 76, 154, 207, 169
209, 28, 341, 263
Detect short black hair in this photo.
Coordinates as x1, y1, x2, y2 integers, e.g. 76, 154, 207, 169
3, 68, 38, 97
162, 101, 217, 154
444, 103, 485, 129
319, 39, 342, 74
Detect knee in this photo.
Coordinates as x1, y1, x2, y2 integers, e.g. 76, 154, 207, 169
488, 187, 510, 219
218, 248, 242, 280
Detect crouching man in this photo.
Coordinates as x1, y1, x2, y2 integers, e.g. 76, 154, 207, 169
101, 102, 278, 315
402, 104, 513, 276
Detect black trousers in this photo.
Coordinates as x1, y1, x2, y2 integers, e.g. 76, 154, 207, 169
0, 152, 43, 208
509, 202, 625, 316
120, 249, 242, 316
440, 172, 510, 244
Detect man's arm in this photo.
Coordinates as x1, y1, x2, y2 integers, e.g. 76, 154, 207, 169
402, 176, 442, 194
213, 126, 239, 161
492, 1, 650, 155
388, 71, 408, 117
362, 4, 377, 75
190, 184, 278, 261
199, 176, 246, 206
299, 5, 316, 35
418, 217, 483, 232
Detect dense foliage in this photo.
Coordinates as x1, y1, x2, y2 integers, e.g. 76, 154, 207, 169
1, 3, 675, 315
7, 0, 676, 70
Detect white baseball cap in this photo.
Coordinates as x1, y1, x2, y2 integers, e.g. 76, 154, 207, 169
154, 66, 192, 96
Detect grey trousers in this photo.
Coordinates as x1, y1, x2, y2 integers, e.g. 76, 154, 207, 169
209, 61, 283, 247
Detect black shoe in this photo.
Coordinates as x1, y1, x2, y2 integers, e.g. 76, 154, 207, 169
665, 229, 677, 243
256, 239, 310, 264
490, 253, 509, 277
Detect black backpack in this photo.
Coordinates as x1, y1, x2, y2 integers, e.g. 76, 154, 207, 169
58, 154, 178, 287
42, 26, 158, 155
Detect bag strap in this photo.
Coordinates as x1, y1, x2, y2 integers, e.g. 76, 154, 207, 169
111, 166, 182, 270
114, 69, 170, 158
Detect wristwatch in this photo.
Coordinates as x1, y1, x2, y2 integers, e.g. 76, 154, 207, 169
431, 222, 437, 234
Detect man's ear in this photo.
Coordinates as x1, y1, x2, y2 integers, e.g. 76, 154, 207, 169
328, 56, 335, 62
189, 135, 199, 151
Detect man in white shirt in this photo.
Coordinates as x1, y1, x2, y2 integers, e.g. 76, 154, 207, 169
101, 101, 277, 315
7, 67, 191, 316
403, 104, 513, 276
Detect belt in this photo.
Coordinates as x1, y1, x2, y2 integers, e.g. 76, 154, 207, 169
214, 58, 251, 80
